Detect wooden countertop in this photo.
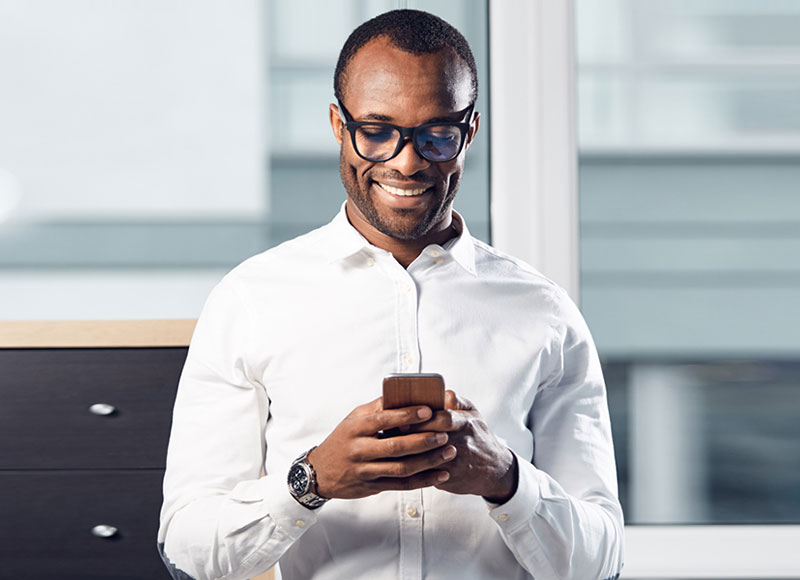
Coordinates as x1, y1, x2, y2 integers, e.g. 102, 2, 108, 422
0, 320, 196, 348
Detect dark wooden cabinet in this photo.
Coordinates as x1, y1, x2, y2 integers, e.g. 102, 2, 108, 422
0, 344, 188, 580
0, 470, 171, 578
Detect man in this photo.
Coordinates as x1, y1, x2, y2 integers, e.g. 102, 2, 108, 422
159, 9, 624, 580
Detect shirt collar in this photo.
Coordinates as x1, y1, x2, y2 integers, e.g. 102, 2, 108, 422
323, 203, 379, 263
443, 211, 477, 276
324, 202, 477, 276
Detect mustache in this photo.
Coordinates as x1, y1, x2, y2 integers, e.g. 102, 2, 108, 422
369, 170, 436, 187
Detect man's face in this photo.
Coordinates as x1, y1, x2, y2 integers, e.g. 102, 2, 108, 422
330, 37, 479, 241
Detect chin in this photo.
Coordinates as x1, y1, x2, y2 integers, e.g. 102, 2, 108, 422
378, 214, 440, 241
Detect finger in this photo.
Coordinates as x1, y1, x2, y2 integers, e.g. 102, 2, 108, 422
349, 396, 384, 417
360, 445, 457, 480
357, 431, 448, 460
370, 469, 452, 492
444, 389, 475, 411
356, 406, 435, 436
406, 409, 469, 433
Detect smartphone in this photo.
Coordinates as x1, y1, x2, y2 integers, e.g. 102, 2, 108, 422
382, 373, 445, 411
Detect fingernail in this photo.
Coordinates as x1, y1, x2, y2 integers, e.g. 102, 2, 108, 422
437, 471, 450, 482
435, 432, 448, 444
417, 407, 432, 419
442, 446, 457, 460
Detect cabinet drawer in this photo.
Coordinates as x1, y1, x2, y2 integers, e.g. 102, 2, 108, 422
0, 469, 172, 579
0, 347, 187, 469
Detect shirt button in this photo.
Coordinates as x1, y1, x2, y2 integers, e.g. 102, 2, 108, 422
365, 257, 375, 267
406, 505, 418, 517
404, 283, 414, 293
497, 513, 509, 522
429, 249, 441, 258
294, 519, 306, 528
403, 353, 414, 365
433, 258, 443, 265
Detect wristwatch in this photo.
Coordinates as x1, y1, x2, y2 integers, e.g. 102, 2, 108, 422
287, 446, 328, 509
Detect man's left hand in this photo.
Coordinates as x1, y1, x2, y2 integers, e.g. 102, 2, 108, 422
414, 390, 519, 504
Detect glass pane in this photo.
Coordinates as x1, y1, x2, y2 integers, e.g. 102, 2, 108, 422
0, 0, 489, 320
576, 0, 800, 524
0, 0, 267, 319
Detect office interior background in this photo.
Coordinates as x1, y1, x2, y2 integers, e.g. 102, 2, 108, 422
1, 0, 799, 577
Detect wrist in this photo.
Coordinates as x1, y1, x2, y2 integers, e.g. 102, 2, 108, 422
483, 451, 519, 505
287, 446, 328, 509
306, 446, 327, 498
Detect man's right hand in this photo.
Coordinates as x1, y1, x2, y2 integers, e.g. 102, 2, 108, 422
307, 397, 456, 500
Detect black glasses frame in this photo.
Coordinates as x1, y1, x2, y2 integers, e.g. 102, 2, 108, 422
336, 99, 475, 163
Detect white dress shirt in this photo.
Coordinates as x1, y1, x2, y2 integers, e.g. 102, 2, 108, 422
158, 207, 624, 580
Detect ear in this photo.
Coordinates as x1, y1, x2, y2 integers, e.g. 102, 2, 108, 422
329, 103, 344, 145
463, 111, 480, 151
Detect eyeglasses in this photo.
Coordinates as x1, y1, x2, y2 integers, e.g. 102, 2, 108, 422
337, 100, 475, 163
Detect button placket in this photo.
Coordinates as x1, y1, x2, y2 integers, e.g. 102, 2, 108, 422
394, 269, 420, 373
390, 263, 422, 577
421, 246, 447, 268
398, 490, 423, 580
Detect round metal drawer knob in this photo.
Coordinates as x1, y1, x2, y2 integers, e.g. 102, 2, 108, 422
89, 403, 116, 416
91, 525, 119, 538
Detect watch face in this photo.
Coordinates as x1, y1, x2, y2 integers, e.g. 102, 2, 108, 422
289, 464, 310, 495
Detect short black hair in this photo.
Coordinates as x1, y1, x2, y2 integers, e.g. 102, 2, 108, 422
334, 9, 478, 105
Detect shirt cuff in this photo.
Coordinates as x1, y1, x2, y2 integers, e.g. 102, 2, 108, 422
232, 475, 322, 542
485, 451, 543, 533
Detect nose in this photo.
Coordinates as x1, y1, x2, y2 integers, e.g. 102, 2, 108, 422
382, 137, 431, 176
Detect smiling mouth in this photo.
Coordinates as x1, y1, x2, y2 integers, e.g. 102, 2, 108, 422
377, 182, 431, 197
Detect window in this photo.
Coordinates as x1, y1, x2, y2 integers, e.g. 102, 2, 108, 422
490, 0, 800, 576
577, 0, 800, 527
0, 0, 489, 320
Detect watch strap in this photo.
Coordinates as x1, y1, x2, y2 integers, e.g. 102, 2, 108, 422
288, 446, 328, 509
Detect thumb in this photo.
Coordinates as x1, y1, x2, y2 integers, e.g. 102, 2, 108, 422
444, 389, 475, 411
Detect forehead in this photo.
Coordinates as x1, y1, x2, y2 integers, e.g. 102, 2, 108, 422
342, 37, 473, 119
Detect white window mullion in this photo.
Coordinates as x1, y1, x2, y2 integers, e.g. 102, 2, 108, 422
489, 0, 578, 300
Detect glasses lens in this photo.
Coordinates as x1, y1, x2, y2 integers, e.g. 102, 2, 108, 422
415, 125, 463, 161
354, 125, 401, 161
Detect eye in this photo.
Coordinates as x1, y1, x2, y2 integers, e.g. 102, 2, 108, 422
425, 127, 459, 142
358, 126, 396, 142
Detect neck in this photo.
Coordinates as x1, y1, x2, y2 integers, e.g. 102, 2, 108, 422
345, 203, 458, 268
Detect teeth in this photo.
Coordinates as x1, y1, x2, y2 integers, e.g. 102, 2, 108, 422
379, 183, 429, 197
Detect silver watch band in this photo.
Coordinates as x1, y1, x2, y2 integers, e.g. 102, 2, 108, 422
289, 446, 328, 509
